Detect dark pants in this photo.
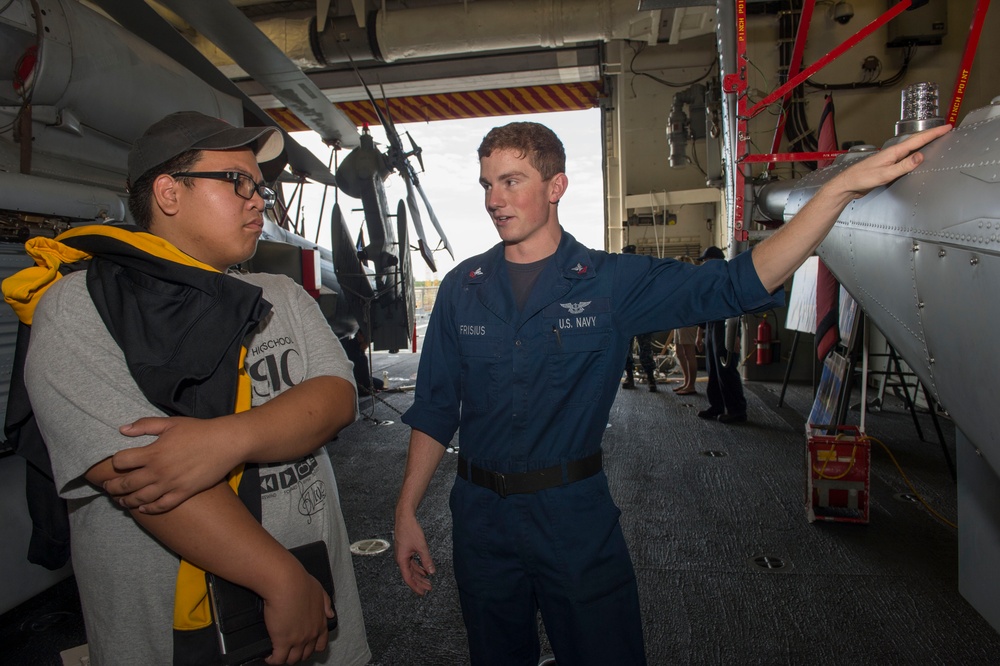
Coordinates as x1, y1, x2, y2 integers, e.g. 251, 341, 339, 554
624, 333, 656, 384
339, 334, 382, 395
451, 475, 647, 666
705, 320, 746, 416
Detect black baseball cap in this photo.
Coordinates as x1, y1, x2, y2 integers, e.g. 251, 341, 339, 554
622, 244, 637, 254
698, 246, 725, 261
127, 111, 283, 189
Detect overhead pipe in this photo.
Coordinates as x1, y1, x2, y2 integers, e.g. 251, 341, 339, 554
189, 0, 656, 73
362, 0, 653, 63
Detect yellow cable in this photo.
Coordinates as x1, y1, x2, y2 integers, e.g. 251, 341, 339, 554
812, 444, 857, 480
862, 434, 957, 529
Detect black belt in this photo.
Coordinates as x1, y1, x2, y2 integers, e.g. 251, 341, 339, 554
457, 451, 602, 498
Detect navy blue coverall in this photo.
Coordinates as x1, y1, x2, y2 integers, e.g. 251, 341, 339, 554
402, 230, 781, 665
703, 318, 748, 417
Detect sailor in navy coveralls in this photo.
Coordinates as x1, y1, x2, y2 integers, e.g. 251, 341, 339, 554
394, 121, 951, 665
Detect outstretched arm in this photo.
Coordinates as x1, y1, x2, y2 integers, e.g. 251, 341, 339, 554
752, 123, 952, 292
394, 429, 447, 595
104, 375, 356, 513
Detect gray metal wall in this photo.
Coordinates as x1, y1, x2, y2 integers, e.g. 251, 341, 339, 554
0, 244, 72, 615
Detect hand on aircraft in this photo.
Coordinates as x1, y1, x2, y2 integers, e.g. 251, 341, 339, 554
261, 564, 334, 665
830, 123, 952, 200
394, 514, 436, 596
752, 122, 954, 297
104, 415, 241, 513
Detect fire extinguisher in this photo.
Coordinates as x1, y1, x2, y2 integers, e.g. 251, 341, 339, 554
756, 316, 773, 365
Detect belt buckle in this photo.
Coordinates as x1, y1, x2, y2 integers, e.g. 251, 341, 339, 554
495, 472, 508, 498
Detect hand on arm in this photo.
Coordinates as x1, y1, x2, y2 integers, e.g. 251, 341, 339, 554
85, 458, 335, 665
394, 429, 446, 595
104, 375, 355, 513
752, 123, 952, 292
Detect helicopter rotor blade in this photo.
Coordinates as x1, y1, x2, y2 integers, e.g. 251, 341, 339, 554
406, 132, 425, 172
87, 0, 340, 185
329, 202, 374, 330
338, 43, 403, 153
337, 40, 447, 270
413, 178, 455, 260
376, 78, 404, 153
402, 172, 437, 272
367, 79, 397, 144
155, 0, 359, 148
355, 224, 369, 267
396, 199, 416, 351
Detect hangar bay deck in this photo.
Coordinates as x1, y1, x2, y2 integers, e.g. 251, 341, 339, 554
2, 313, 997, 664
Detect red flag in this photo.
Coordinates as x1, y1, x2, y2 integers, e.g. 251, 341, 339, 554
816, 95, 838, 169
815, 95, 841, 360
816, 260, 840, 360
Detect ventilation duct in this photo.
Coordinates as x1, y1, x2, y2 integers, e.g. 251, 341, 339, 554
187, 0, 660, 73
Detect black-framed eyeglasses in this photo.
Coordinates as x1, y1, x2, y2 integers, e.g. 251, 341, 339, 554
171, 171, 277, 209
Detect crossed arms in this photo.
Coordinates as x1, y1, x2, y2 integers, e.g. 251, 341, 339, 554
88, 375, 356, 665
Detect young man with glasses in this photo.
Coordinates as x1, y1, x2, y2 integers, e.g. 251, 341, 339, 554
6, 111, 371, 665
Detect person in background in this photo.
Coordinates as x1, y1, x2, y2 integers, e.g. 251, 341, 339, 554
672, 255, 700, 395
340, 328, 384, 396
621, 244, 658, 392
695, 246, 748, 423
